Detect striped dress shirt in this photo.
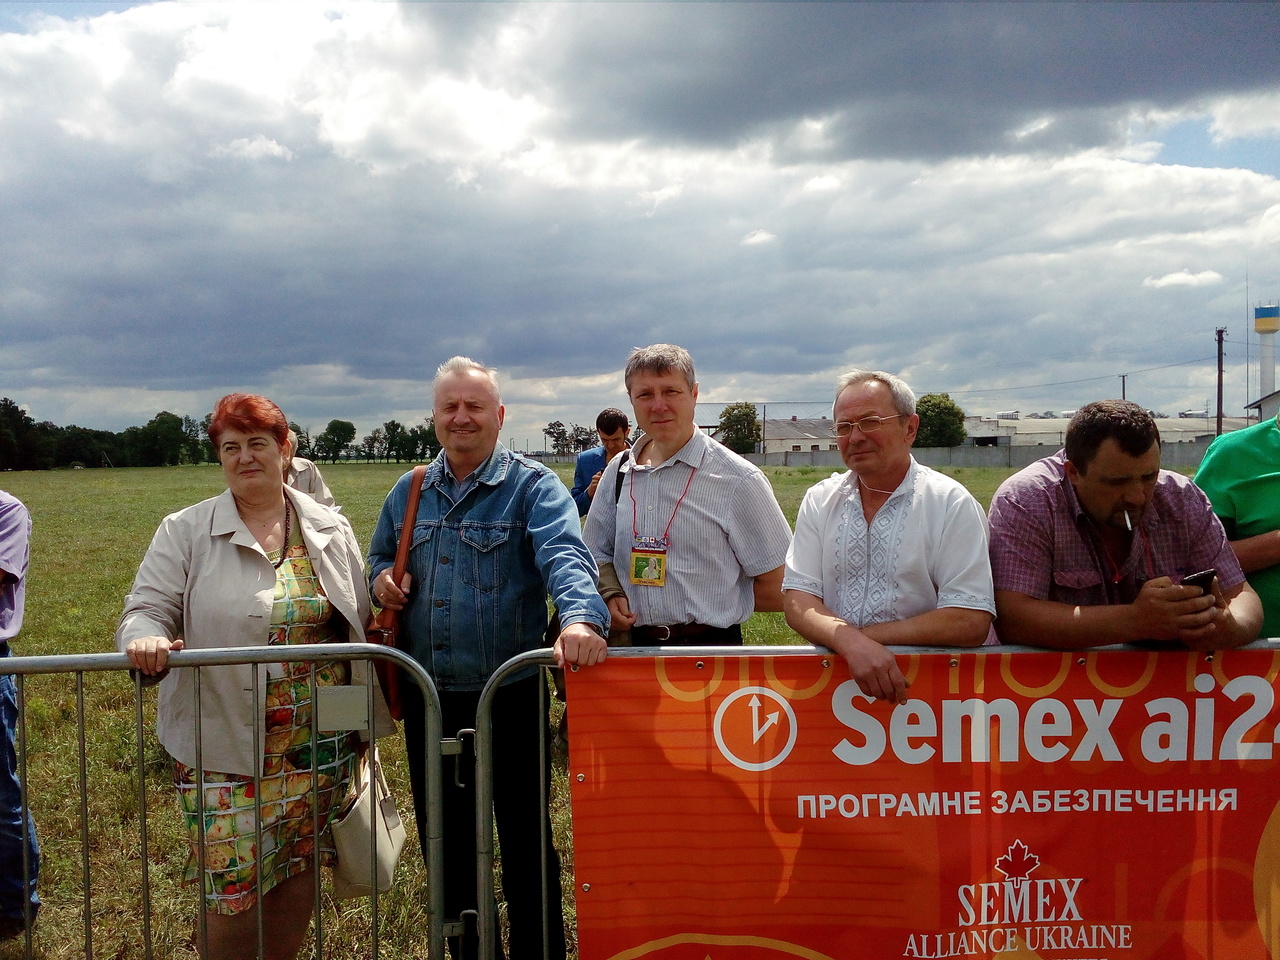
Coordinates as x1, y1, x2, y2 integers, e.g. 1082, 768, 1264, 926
584, 430, 792, 629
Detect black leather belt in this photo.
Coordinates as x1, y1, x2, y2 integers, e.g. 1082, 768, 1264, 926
631, 623, 743, 646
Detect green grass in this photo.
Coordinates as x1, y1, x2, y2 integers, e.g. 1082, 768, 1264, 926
0, 460, 1017, 958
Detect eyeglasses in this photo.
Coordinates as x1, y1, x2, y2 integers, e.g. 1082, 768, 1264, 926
833, 415, 905, 437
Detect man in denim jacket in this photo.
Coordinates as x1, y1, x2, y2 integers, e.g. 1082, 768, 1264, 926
371, 356, 607, 960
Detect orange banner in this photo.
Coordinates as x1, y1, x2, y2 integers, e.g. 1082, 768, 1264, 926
566, 648, 1280, 960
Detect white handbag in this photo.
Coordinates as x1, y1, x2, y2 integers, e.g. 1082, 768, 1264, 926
331, 746, 406, 898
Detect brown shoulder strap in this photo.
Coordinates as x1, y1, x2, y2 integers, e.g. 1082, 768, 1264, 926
390, 464, 427, 585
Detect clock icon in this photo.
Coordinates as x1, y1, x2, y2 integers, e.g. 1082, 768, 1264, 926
713, 685, 798, 771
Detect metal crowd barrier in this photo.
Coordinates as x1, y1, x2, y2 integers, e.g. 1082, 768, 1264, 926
0, 644, 445, 960
471, 641, 1280, 960
13, 640, 1269, 960
475, 646, 846, 960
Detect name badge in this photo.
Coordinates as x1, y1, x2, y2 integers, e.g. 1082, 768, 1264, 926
629, 548, 667, 586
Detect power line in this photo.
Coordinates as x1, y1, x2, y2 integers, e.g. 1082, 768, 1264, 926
695, 345, 1239, 408
944, 356, 1217, 396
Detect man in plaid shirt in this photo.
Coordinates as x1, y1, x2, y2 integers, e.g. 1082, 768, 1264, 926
987, 400, 1261, 649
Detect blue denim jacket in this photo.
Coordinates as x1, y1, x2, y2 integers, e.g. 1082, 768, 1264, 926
368, 445, 609, 691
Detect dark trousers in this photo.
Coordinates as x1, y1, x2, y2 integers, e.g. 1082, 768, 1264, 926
402, 673, 565, 960
0, 655, 40, 925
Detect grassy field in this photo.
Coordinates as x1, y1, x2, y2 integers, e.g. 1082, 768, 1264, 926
0, 460, 1016, 959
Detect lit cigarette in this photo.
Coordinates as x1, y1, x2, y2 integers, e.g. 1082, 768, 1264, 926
1123, 510, 1132, 532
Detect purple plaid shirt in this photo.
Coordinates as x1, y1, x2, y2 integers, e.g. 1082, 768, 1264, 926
988, 451, 1244, 608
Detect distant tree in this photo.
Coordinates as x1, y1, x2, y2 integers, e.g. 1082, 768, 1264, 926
360, 427, 385, 461
0, 398, 29, 464
118, 425, 146, 466
199, 412, 217, 463
390, 427, 417, 463
180, 415, 206, 464
24, 421, 59, 470
382, 420, 406, 462
570, 424, 596, 451
288, 421, 312, 458
409, 417, 440, 460
718, 402, 761, 455
57, 426, 92, 467
58, 425, 121, 468
314, 419, 357, 463
915, 393, 967, 448
155, 412, 188, 465
0, 397, 41, 470
120, 411, 187, 467
544, 421, 571, 456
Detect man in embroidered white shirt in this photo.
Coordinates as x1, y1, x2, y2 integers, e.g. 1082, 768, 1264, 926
782, 370, 995, 704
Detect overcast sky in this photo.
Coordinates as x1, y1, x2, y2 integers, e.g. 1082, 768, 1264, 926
2, 1, 1279, 448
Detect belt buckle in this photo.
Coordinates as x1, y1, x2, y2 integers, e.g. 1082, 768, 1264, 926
654, 625, 672, 642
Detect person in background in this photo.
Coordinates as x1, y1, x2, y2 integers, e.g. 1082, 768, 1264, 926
988, 399, 1261, 649
371, 357, 608, 960
583, 343, 792, 649
118, 394, 391, 960
0, 489, 38, 942
1194, 411, 1280, 639
557, 407, 631, 739
570, 408, 632, 517
782, 370, 994, 704
283, 429, 337, 508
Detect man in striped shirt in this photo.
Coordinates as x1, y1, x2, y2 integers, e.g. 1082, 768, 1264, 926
582, 344, 792, 646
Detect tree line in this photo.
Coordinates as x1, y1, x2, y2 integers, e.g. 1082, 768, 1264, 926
306, 418, 442, 465
543, 395, 968, 457
0, 398, 443, 471
1, 390, 966, 471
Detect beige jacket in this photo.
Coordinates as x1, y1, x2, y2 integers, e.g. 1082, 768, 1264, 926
116, 486, 393, 775
286, 456, 337, 509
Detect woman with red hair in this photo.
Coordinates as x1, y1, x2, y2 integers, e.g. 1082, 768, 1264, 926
117, 393, 391, 960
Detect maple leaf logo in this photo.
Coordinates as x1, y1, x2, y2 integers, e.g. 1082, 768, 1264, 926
994, 840, 1040, 887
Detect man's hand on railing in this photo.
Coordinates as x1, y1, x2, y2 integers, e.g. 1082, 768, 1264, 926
553, 622, 608, 669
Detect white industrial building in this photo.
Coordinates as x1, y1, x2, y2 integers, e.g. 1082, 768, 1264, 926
742, 411, 1253, 471
745, 413, 1250, 456
963, 414, 1251, 448
754, 416, 840, 454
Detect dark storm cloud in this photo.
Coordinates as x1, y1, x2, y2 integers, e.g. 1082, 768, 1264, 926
0, 1, 1277, 437
531, 4, 1280, 159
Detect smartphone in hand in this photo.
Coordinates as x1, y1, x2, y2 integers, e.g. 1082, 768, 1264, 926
1181, 568, 1216, 595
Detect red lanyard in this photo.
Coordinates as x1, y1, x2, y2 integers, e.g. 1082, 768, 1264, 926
630, 461, 697, 549
1099, 524, 1155, 584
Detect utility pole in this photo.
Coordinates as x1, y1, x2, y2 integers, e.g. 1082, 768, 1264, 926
1216, 327, 1226, 436
1119, 374, 1126, 400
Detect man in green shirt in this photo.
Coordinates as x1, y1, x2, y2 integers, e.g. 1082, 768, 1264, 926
1195, 414, 1280, 639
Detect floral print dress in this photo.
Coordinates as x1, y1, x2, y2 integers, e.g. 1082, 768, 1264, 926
173, 541, 357, 914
